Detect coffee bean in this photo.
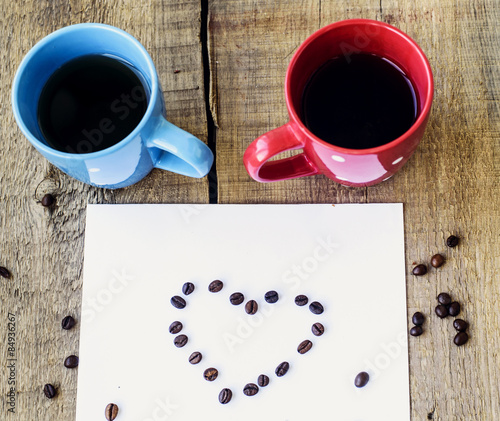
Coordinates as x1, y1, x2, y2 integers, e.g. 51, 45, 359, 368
412, 312, 425, 326
309, 301, 324, 315
412, 264, 427, 276
209, 280, 223, 293
453, 319, 468, 332
410, 325, 423, 337
295, 295, 308, 306
245, 300, 258, 315
204, 367, 218, 381
41, 193, 55, 207
189, 351, 202, 365
354, 372, 369, 388
0, 266, 11, 279
297, 339, 313, 354
219, 388, 232, 404
105, 403, 119, 421
230, 292, 244, 305
169, 321, 183, 334
258, 374, 269, 387
435, 305, 448, 318
448, 301, 461, 317
312, 322, 325, 336
446, 235, 459, 248
64, 355, 79, 368
61, 315, 75, 330
437, 292, 452, 306
430, 254, 445, 268
264, 290, 279, 303
43, 383, 57, 399
174, 334, 188, 348
275, 361, 290, 377
182, 282, 195, 295
454, 331, 469, 346
243, 383, 259, 396
171, 295, 186, 309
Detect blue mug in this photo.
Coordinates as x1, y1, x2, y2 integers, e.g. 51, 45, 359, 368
12, 23, 214, 189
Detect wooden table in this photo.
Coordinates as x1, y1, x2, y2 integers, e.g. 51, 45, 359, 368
0, 1, 498, 419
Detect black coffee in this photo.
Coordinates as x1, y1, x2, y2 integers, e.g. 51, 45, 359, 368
301, 53, 417, 149
37, 55, 148, 154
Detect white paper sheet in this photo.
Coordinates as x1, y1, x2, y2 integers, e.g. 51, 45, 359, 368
76, 204, 409, 421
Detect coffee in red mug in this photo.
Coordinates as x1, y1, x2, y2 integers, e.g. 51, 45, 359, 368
243, 19, 433, 187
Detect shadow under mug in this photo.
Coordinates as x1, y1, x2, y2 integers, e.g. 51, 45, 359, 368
243, 19, 434, 187
12, 23, 214, 189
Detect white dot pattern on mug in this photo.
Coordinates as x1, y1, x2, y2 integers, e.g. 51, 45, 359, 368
331, 155, 346, 162
392, 157, 404, 165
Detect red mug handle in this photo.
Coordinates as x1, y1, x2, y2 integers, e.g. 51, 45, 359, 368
244, 122, 319, 182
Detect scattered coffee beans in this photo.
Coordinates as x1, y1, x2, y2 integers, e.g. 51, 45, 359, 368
243, 383, 259, 396
309, 301, 324, 315
209, 280, 223, 293
448, 301, 461, 317
453, 319, 468, 332
182, 282, 195, 295
312, 322, 325, 336
204, 367, 219, 381
189, 351, 202, 365
454, 331, 469, 346
295, 295, 308, 306
258, 374, 269, 387
297, 339, 313, 354
446, 235, 459, 248
219, 388, 232, 404
245, 300, 258, 315
354, 371, 370, 388
171, 295, 186, 309
264, 290, 279, 303
41, 193, 55, 207
275, 361, 290, 377
230, 292, 244, 305
105, 403, 119, 421
410, 325, 423, 337
412, 312, 425, 326
0, 266, 11, 279
435, 305, 448, 318
174, 334, 188, 348
430, 254, 445, 268
412, 264, 427, 276
437, 293, 452, 306
43, 383, 57, 399
169, 321, 183, 334
61, 315, 75, 330
64, 355, 79, 368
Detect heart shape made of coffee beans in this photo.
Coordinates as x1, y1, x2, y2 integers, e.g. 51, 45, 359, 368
168, 280, 326, 404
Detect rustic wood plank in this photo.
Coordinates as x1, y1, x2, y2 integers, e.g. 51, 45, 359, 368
0, 1, 207, 420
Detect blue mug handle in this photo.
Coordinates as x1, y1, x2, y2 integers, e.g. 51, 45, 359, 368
148, 118, 213, 178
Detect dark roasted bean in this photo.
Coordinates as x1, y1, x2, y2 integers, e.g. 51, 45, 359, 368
230, 292, 244, 305
182, 282, 195, 295
245, 300, 258, 315
169, 321, 183, 334
309, 301, 324, 315
448, 301, 461, 317
430, 254, 445, 268
312, 322, 325, 336
243, 383, 259, 396
437, 292, 452, 306
446, 235, 459, 248
105, 403, 119, 421
275, 361, 290, 377
219, 388, 232, 404
297, 339, 313, 354
174, 334, 188, 348
189, 351, 202, 364
354, 372, 370, 388
64, 355, 79, 368
258, 374, 269, 387
0, 266, 11, 279
453, 319, 468, 332
412, 264, 427, 276
435, 305, 448, 318
41, 193, 55, 207
171, 295, 186, 309
410, 325, 423, 337
412, 312, 425, 326
43, 384, 57, 399
264, 290, 279, 304
295, 295, 308, 306
209, 280, 223, 293
61, 315, 76, 330
454, 331, 469, 346
204, 367, 218, 381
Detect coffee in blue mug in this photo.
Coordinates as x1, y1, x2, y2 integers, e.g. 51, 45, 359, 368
12, 23, 214, 189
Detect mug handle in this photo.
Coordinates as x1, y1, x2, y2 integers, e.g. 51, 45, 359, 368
243, 122, 319, 182
147, 118, 214, 178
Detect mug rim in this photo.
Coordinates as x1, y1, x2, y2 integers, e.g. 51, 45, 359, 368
11, 23, 158, 159
285, 18, 434, 156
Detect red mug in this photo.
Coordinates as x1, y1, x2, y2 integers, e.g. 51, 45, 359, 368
243, 19, 433, 187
